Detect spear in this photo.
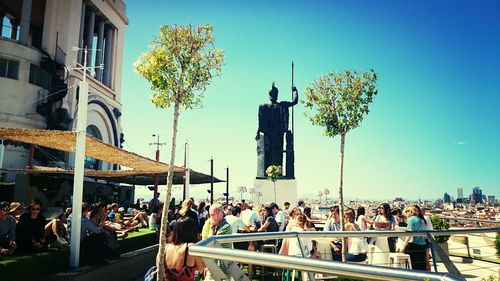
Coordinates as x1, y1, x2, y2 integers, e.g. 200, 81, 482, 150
291, 61, 294, 135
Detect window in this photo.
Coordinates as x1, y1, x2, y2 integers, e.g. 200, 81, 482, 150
85, 126, 102, 170
29, 64, 51, 90
0, 58, 19, 79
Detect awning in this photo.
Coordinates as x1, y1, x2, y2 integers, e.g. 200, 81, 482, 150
0, 128, 224, 185
0, 128, 181, 173
1, 166, 224, 185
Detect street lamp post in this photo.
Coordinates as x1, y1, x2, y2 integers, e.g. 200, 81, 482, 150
150, 134, 165, 200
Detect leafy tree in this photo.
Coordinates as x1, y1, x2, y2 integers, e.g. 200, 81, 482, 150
266, 165, 282, 202
303, 69, 378, 261
430, 215, 450, 243
135, 24, 224, 280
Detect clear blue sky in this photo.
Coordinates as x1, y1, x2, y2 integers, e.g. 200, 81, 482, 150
121, 0, 500, 202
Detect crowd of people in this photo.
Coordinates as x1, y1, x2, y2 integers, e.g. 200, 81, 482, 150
1, 197, 435, 277
158, 198, 435, 280
0, 198, 151, 263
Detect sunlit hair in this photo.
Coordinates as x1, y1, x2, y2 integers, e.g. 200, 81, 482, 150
404, 205, 417, 217
179, 198, 193, 217
380, 203, 393, 220
328, 205, 339, 219
290, 207, 302, 217
255, 204, 265, 216
173, 216, 199, 245
344, 209, 355, 223
209, 203, 224, 214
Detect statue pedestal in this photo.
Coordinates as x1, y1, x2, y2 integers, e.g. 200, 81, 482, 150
252, 178, 297, 207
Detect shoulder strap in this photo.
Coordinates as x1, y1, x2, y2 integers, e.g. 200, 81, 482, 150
183, 243, 189, 267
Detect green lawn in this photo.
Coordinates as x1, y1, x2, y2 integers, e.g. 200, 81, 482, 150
0, 228, 157, 280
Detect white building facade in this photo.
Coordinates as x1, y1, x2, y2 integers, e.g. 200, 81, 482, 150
0, 0, 131, 206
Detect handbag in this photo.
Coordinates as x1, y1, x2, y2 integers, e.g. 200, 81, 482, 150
144, 266, 158, 281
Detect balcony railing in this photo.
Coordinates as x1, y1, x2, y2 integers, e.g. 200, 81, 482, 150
189, 227, 499, 281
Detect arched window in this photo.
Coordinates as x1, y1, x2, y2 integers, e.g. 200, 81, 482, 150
85, 125, 102, 170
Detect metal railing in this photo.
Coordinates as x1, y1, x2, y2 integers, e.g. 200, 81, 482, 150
190, 227, 499, 281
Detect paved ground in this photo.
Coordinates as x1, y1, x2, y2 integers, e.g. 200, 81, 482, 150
436, 257, 499, 280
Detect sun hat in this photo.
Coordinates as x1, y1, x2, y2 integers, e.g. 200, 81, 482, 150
10, 202, 22, 213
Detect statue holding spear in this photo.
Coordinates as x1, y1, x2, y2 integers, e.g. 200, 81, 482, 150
256, 62, 298, 179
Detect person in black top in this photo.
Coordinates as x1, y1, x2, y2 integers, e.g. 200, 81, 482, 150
16, 199, 46, 253
177, 199, 200, 234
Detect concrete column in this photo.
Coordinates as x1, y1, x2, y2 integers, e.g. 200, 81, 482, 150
103, 25, 114, 87
95, 19, 105, 81
85, 7, 95, 73
77, 2, 86, 64
10, 19, 19, 40
19, 0, 32, 45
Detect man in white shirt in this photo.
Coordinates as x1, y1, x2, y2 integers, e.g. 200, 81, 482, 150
270, 203, 286, 231
224, 206, 250, 234
297, 200, 305, 212
241, 205, 260, 227
323, 205, 342, 261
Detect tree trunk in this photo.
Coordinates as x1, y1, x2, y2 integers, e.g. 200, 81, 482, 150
156, 102, 180, 281
338, 132, 346, 262
273, 181, 277, 203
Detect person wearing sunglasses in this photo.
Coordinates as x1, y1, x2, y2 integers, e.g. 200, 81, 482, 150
16, 199, 46, 253
0, 201, 17, 255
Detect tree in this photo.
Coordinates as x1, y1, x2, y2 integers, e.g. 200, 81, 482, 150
135, 24, 224, 281
303, 69, 378, 261
318, 190, 323, 204
323, 188, 330, 204
266, 165, 282, 203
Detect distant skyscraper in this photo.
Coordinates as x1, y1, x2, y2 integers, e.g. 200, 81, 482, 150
487, 195, 496, 204
472, 186, 483, 204
443, 192, 451, 203
457, 188, 463, 200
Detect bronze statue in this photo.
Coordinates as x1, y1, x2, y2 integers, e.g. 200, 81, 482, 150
256, 83, 298, 178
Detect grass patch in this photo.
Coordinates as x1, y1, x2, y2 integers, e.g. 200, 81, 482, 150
0, 228, 157, 280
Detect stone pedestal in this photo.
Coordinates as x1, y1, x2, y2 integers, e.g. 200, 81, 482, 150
253, 178, 297, 207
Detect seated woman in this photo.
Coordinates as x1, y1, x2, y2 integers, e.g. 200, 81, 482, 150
44, 210, 68, 246
81, 204, 118, 263
16, 199, 46, 253
285, 207, 303, 231
256, 206, 279, 250
344, 209, 369, 262
0, 201, 17, 255
164, 216, 205, 281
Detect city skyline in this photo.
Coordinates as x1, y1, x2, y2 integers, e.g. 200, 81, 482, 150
120, 0, 500, 202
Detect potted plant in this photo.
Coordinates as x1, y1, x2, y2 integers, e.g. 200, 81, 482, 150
266, 165, 282, 203
430, 215, 450, 261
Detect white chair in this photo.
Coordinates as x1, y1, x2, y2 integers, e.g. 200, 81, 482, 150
371, 236, 390, 266
388, 253, 412, 269
366, 245, 376, 265
314, 238, 333, 260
